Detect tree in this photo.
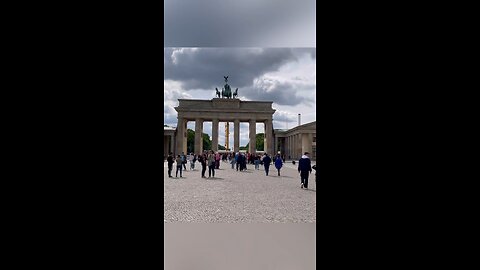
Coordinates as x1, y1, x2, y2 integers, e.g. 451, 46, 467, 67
218, 144, 226, 150
202, 133, 211, 151
256, 133, 264, 151
187, 129, 213, 152
245, 133, 265, 151
186, 129, 195, 153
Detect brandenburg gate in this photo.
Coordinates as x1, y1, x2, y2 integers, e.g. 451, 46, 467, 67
172, 76, 275, 155
174, 98, 275, 155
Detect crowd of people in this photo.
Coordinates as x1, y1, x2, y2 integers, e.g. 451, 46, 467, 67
166, 151, 315, 189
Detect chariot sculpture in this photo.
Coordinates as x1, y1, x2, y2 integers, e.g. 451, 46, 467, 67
215, 76, 238, 99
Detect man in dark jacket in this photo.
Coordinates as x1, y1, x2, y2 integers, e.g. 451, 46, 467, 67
298, 152, 312, 189
262, 153, 272, 176
167, 152, 174, 178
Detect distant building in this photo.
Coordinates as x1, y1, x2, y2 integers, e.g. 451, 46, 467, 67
274, 121, 316, 160
164, 125, 176, 158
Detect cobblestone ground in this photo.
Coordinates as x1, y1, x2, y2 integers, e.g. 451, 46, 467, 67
164, 160, 316, 223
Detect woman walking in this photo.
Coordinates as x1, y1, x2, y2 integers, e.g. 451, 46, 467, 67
274, 154, 283, 176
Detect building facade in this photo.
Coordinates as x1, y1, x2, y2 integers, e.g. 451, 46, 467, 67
273, 121, 316, 160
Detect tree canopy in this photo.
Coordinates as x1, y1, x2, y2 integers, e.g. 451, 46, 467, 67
186, 129, 212, 153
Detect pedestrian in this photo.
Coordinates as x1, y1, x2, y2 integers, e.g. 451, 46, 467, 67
242, 153, 246, 171
242, 153, 247, 171
298, 152, 312, 189
230, 154, 236, 169
189, 153, 195, 170
254, 154, 260, 170
262, 153, 272, 176
199, 153, 207, 178
208, 150, 215, 178
215, 152, 221, 169
312, 164, 317, 184
181, 152, 187, 170
175, 154, 183, 178
235, 152, 240, 171
167, 152, 174, 177
274, 154, 283, 176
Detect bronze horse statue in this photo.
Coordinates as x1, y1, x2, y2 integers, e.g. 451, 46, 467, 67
215, 88, 221, 98
233, 88, 238, 98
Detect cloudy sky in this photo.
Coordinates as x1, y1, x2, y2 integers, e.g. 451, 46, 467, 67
164, 0, 315, 47
164, 47, 316, 147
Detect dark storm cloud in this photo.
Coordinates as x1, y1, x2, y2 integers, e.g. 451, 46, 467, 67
164, 48, 298, 90
164, 0, 315, 47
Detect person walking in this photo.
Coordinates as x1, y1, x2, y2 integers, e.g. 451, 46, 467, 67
167, 152, 174, 177
181, 152, 187, 170
235, 152, 240, 171
215, 152, 220, 169
199, 152, 207, 178
274, 154, 283, 176
254, 154, 260, 170
230, 154, 236, 169
262, 153, 272, 176
175, 154, 183, 178
242, 153, 247, 171
189, 153, 195, 170
208, 150, 215, 178
298, 152, 312, 189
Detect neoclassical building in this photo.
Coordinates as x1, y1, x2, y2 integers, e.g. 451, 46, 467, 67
273, 121, 316, 160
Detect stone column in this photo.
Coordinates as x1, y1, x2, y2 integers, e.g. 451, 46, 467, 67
296, 134, 300, 157
297, 134, 301, 158
183, 120, 188, 154
234, 119, 240, 153
212, 118, 219, 152
293, 134, 297, 159
302, 133, 313, 157
287, 136, 291, 159
265, 119, 273, 155
176, 117, 185, 156
170, 134, 175, 155
274, 134, 278, 154
249, 119, 256, 155
194, 118, 203, 155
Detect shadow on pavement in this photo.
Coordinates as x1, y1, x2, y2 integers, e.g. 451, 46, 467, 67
206, 177, 224, 180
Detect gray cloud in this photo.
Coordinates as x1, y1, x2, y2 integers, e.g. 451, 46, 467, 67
164, 48, 301, 90
242, 78, 316, 106
164, 0, 315, 47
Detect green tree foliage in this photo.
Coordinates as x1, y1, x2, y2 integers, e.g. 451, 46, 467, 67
202, 133, 211, 151
218, 144, 226, 150
244, 133, 265, 151
256, 133, 264, 151
187, 129, 212, 152
187, 129, 195, 153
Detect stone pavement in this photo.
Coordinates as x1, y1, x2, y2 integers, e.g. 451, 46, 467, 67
164, 160, 316, 223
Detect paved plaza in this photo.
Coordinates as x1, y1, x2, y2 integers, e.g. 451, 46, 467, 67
164, 160, 316, 223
